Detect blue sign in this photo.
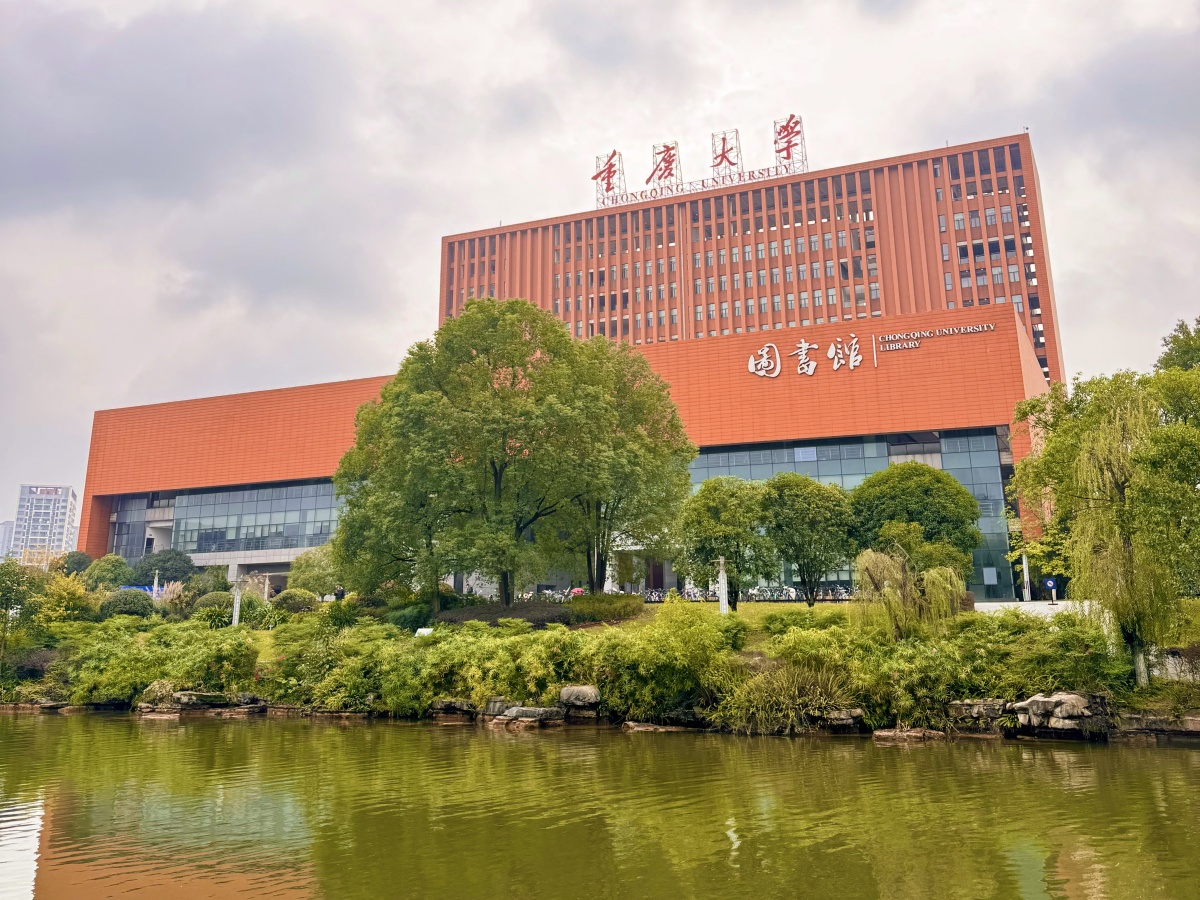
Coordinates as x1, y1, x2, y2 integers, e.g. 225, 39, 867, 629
1042, 577, 1057, 591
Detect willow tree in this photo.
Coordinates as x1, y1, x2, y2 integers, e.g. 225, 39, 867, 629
1012, 372, 1193, 684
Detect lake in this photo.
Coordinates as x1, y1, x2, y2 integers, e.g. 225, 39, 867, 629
1, 715, 1197, 899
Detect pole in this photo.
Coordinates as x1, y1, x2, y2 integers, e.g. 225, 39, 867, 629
1050, 585, 1057, 607
153, 569, 160, 601
717, 556, 729, 615
1021, 553, 1031, 604
231, 580, 242, 627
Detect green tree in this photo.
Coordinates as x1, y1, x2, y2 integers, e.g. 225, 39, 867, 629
62, 550, 92, 576
131, 549, 197, 586
760, 473, 853, 605
0, 558, 37, 670
83, 553, 134, 591
876, 521, 974, 583
1012, 371, 1200, 683
673, 477, 776, 607
558, 337, 695, 593
1155, 315, 1200, 372
335, 393, 455, 611
288, 544, 340, 597
337, 298, 590, 607
850, 461, 981, 555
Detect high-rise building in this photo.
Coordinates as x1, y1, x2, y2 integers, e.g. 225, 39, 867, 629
0, 520, 14, 558
439, 133, 1062, 383
10, 485, 78, 566
77, 132, 1063, 597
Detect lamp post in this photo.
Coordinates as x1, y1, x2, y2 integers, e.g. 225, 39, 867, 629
717, 556, 729, 615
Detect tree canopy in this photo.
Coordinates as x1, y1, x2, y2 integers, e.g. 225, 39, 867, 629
287, 544, 340, 598
62, 551, 92, 576
335, 298, 694, 606
1155, 316, 1200, 372
673, 477, 776, 604
0, 559, 37, 669
83, 554, 134, 591
760, 473, 853, 605
130, 549, 197, 586
850, 462, 981, 556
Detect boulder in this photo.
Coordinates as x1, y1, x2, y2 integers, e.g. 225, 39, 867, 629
172, 691, 230, 709
821, 708, 864, 728
483, 697, 510, 717
431, 698, 476, 715
559, 685, 601, 707
1011, 692, 1108, 735
872, 728, 946, 743
621, 722, 691, 733
948, 699, 1007, 719
503, 706, 565, 721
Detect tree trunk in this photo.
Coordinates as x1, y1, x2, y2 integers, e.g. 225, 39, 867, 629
500, 570, 512, 607
585, 539, 598, 595
1133, 646, 1150, 687
595, 554, 608, 595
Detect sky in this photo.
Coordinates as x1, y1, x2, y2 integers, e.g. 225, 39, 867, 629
1, 0, 1198, 521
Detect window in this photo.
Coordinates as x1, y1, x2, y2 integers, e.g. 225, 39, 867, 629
756, 243, 765, 259
731, 246, 740, 263
757, 269, 767, 286
759, 297, 769, 313
976, 269, 987, 287
694, 305, 703, 321
669, 257, 676, 272
1012, 294, 1023, 312
811, 262, 821, 280
769, 241, 778, 257
719, 275, 728, 290
694, 278, 703, 294
933, 160, 941, 177
771, 267, 780, 284
670, 308, 678, 324
772, 295, 781, 311
960, 271, 971, 289
969, 209, 981, 228
992, 266, 1002, 284
985, 208, 997, 226
797, 264, 807, 281
867, 254, 877, 277
942, 243, 950, 261
707, 277, 715, 293
823, 233, 833, 250
936, 187, 943, 202
718, 248, 727, 264
799, 291, 809, 307
705, 250, 714, 266
939, 214, 947, 232
954, 213, 964, 230
951, 183, 962, 201
810, 235, 820, 252
783, 239, 791, 254
693, 252, 701, 268
1008, 264, 1020, 282
707, 303, 716, 319
733, 299, 742, 316
1001, 205, 1013, 224
837, 231, 847, 248
744, 244, 752, 260
869, 282, 880, 300
945, 272, 953, 291
825, 260, 835, 277
670, 282, 677, 298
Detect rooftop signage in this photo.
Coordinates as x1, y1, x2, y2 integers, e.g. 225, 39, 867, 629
593, 115, 809, 209
747, 322, 998, 379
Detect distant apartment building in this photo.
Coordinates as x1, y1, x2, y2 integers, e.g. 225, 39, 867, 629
10, 485, 78, 565
0, 520, 13, 558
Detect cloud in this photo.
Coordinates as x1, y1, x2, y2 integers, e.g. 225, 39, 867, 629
0, 2, 354, 214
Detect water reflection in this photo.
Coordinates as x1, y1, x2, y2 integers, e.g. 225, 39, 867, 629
0, 715, 1197, 899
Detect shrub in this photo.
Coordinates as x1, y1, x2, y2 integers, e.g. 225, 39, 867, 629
324, 599, 362, 629
194, 591, 234, 611
715, 613, 750, 650
761, 606, 848, 636
435, 601, 572, 627
567, 594, 644, 624
709, 662, 854, 734
274, 588, 319, 614
35, 573, 100, 623
99, 589, 155, 620
385, 604, 431, 632
192, 605, 232, 629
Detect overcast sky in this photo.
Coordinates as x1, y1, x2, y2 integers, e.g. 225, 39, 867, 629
1, 0, 1198, 521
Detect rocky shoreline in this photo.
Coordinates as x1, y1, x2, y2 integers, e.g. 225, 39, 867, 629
5, 686, 1198, 743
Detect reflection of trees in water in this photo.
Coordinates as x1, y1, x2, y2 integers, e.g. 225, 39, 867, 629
1, 716, 1198, 899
